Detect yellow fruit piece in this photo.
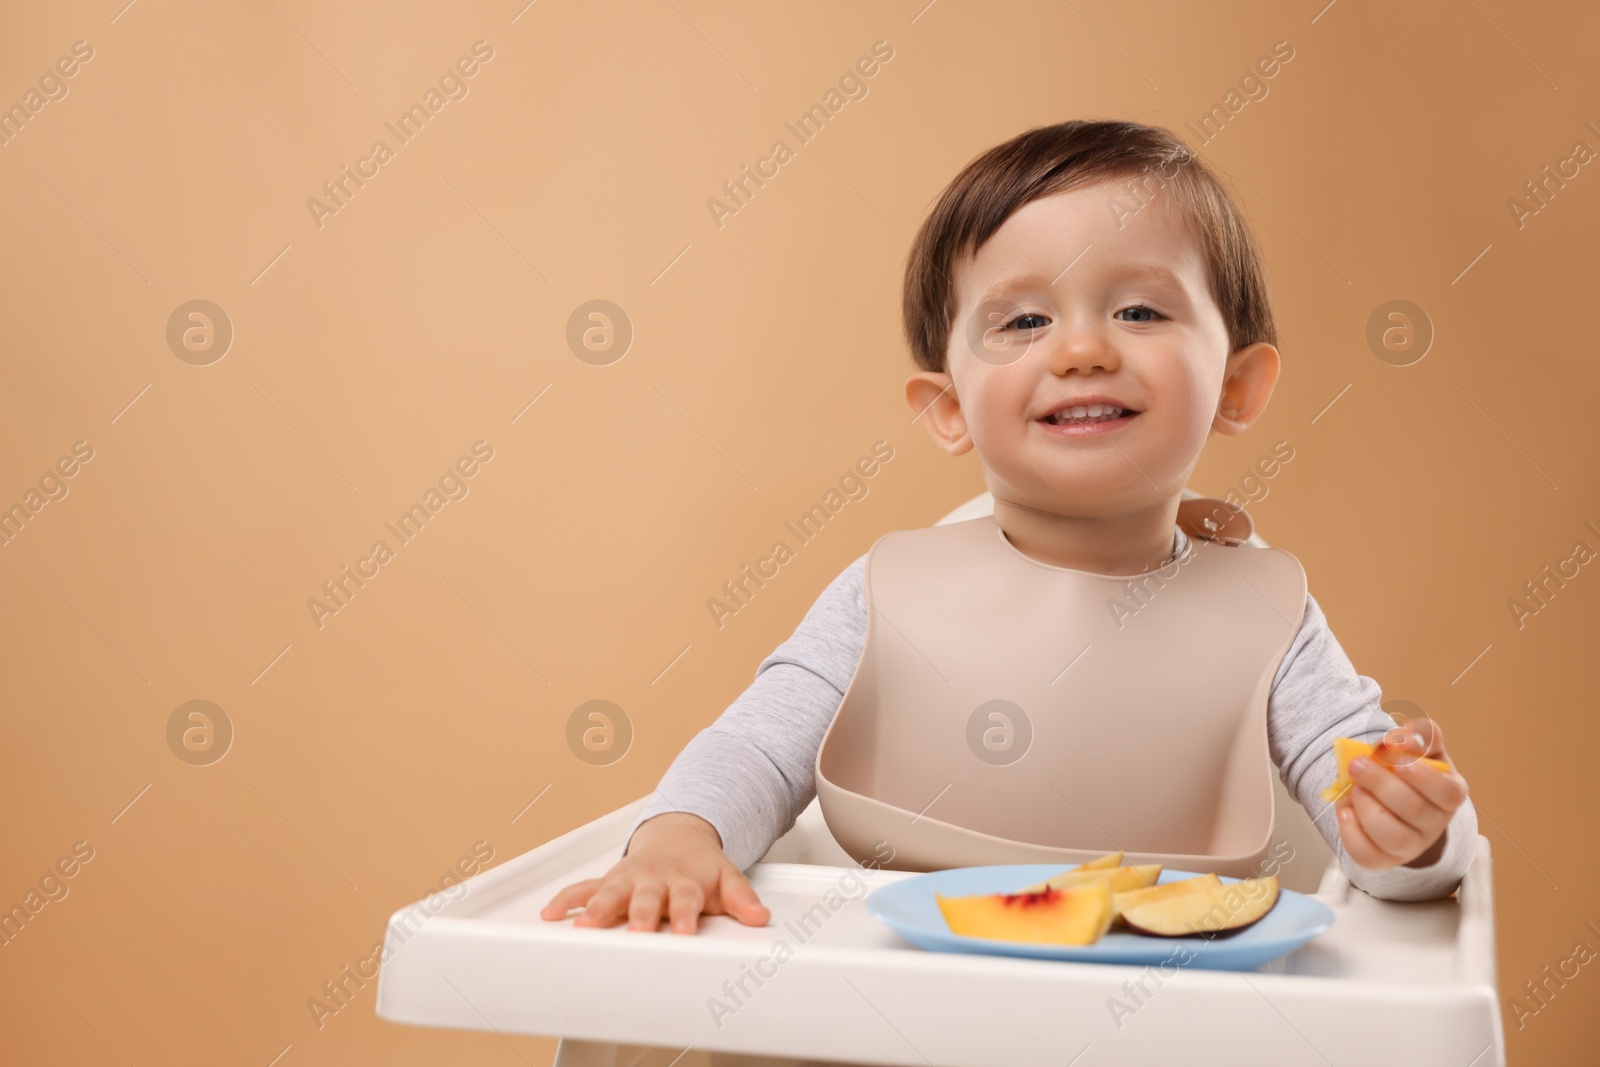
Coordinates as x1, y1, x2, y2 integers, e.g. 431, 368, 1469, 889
1320, 736, 1451, 802
936, 879, 1113, 946
1121, 876, 1280, 937
1073, 850, 1124, 871
1111, 873, 1223, 924
1017, 863, 1162, 895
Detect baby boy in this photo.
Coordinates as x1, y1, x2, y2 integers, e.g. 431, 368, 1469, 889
542, 118, 1477, 935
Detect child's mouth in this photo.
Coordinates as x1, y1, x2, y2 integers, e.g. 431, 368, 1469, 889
1037, 404, 1139, 437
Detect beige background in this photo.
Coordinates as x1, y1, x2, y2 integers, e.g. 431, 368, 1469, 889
2, 1, 1597, 1064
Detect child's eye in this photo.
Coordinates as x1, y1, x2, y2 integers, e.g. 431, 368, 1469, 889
1001, 312, 1050, 331
1117, 304, 1164, 323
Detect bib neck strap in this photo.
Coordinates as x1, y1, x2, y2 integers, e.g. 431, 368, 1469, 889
1176, 495, 1254, 545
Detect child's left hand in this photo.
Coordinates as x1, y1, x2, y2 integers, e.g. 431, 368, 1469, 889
1335, 718, 1470, 870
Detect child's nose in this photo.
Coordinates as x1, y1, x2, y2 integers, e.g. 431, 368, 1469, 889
1045, 320, 1120, 377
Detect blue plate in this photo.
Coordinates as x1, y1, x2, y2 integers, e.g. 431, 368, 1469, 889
865, 865, 1334, 972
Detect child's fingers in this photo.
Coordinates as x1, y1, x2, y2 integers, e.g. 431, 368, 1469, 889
1417, 718, 1450, 759
1348, 784, 1428, 859
540, 878, 601, 919
1376, 716, 1468, 813
718, 868, 771, 927
625, 879, 668, 931
1393, 760, 1469, 812
1348, 756, 1437, 832
1382, 718, 1449, 763
573, 878, 636, 927
666, 879, 707, 934
1336, 797, 1400, 869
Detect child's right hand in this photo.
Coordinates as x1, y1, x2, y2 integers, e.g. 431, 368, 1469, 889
538, 811, 771, 934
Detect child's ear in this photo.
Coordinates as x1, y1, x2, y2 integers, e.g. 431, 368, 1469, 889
1213, 341, 1281, 436
906, 371, 973, 455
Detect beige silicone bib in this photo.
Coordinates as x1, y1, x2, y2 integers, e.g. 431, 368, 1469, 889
814, 497, 1307, 877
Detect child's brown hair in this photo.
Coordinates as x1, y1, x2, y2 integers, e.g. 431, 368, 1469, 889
902, 118, 1278, 373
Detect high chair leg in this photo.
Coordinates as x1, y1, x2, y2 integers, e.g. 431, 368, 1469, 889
551, 1038, 623, 1066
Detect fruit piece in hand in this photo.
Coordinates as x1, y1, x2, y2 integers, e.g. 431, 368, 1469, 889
1120, 876, 1279, 937
1320, 737, 1451, 802
936, 879, 1113, 946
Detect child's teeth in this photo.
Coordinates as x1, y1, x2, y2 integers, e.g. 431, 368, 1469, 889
1050, 404, 1124, 424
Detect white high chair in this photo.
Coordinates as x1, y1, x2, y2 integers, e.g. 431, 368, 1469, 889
375, 490, 1505, 1067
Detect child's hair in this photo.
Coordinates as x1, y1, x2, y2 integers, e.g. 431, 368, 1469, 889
902, 118, 1277, 373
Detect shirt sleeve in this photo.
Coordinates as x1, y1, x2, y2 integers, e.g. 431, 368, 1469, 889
1267, 590, 1479, 902
622, 552, 870, 871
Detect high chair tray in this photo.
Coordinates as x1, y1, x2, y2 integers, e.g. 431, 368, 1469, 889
375, 795, 1505, 1067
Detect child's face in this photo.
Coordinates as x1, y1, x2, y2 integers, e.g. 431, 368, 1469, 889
908, 178, 1278, 519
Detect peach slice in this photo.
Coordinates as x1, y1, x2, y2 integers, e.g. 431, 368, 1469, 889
1320, 736, 1451, 802
936, 879, 1113, 946
1073, 850, 1124, 871
1017, 863, 1162, 895
1121, 876, 1279, 937
1110, 873, 1222, 924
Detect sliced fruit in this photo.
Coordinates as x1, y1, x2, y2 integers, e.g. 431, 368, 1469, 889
1110, 873, 1222, 924
936, 879, 1113, 946
1073, 850, 1124, 871
1017, 863, 1162, 895
1121, 876, 1280, 937
1320, 736, 1451, 802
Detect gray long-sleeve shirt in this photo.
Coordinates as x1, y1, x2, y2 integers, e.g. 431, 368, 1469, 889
625, 525, 1478, 902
